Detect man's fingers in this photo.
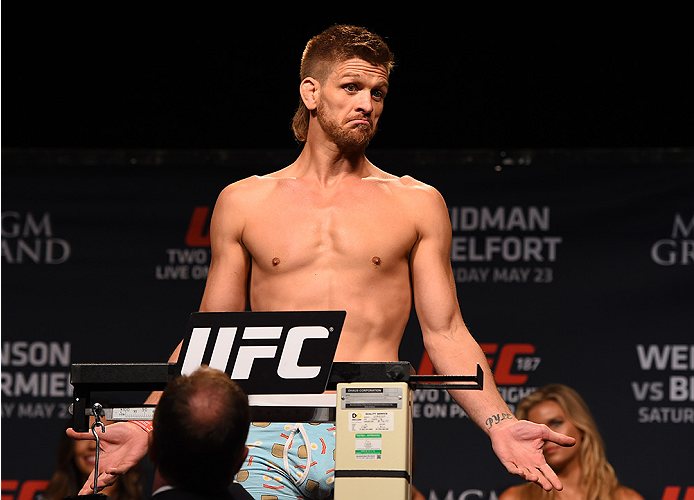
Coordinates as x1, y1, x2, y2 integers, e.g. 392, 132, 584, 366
522, 467, 539, 484
78, 471, 119, 495
503, 461, 536, 482
503, 460, 564, 492
545, 427, 576, 447
78, 472, 96, 496
537, 463, 564, 491
66, 428, 95, 441
532, 468, 553, 491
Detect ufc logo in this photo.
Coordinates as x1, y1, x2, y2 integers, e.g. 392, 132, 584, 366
418, 343, 538, 385
1, 480, 49, 500
179, 311, 344, 394
480, 343, 537, 385
181, 325, 329, 380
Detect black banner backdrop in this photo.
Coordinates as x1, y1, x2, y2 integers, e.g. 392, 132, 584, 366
2, 148, 693, 500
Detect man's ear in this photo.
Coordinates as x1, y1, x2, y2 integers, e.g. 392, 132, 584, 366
299, 77, 319, 111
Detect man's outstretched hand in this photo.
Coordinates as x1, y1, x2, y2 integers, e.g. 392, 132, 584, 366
66, 422, 149, 495
489, 419, 576, 491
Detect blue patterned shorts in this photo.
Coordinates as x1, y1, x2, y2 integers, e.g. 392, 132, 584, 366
235, 422, 336, 499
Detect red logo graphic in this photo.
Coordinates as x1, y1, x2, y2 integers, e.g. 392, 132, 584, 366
662, 487, 694, 500
185, 206, 211, 247
1, 480, 49, 500
418, 343, 536, 385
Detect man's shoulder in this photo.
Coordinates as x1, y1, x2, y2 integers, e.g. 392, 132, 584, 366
395, 174, 437, 191
216, 174, 279, 205
222, 174, 273, 191
222, 165, 300, 190
384, 174, 446, 207
368, 169, 440, 195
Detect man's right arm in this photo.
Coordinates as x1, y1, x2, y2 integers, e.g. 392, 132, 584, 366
68, 182, 251, 494
67, 421, 152, 494
199, 181, 251, 312
66, 343, 180, 495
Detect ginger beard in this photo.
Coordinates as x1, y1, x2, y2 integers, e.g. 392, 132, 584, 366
316, 100, 377, 152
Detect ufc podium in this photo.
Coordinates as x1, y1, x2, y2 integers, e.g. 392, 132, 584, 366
70, 312, 482, 500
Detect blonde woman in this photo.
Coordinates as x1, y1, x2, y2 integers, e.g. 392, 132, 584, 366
499, 384, 644, 500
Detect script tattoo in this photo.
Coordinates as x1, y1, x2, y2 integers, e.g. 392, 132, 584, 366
485, 412, 515, 430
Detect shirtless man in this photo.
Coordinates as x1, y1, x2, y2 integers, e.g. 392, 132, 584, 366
68, 24, 574, 498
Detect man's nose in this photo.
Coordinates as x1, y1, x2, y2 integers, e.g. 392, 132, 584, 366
355, 90, 374, 114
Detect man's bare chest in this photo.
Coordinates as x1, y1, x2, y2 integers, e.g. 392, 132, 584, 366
241, 188, 417, 269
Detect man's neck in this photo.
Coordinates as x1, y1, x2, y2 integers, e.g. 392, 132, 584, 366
292, 139, 371, 185
151, 469, 169, 494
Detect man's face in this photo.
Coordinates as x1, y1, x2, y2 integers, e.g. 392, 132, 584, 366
315, 58, 389, 152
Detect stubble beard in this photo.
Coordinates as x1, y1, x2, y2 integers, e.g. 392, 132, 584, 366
316, 102, 377, 153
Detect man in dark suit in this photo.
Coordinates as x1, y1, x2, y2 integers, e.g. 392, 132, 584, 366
148, 366, 253, 500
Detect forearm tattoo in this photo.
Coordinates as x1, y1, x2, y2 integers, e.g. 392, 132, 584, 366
485, 412, 515, 430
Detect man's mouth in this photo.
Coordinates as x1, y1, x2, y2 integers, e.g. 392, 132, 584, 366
348, 117, 371, 127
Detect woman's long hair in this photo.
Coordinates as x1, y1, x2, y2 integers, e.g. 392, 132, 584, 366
514, 384, 621, 500
42, 423, 143, 500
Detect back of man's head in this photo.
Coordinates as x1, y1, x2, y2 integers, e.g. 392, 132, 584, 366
152, 367, 250, 493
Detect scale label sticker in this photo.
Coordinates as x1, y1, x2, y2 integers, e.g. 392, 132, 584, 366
107, 407, 156, 420
354, 433, 382, 460
348, 411, 394, 432
341, 386, 402, 409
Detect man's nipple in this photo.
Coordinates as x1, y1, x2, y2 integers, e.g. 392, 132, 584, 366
272, 257, 281, 266
372, 256, 381, 266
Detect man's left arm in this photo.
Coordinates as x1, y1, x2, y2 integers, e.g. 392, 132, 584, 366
408, 185, 575, 491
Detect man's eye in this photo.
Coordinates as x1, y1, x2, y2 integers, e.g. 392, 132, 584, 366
344, 83, 358, 92
372, 90, 384, 100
